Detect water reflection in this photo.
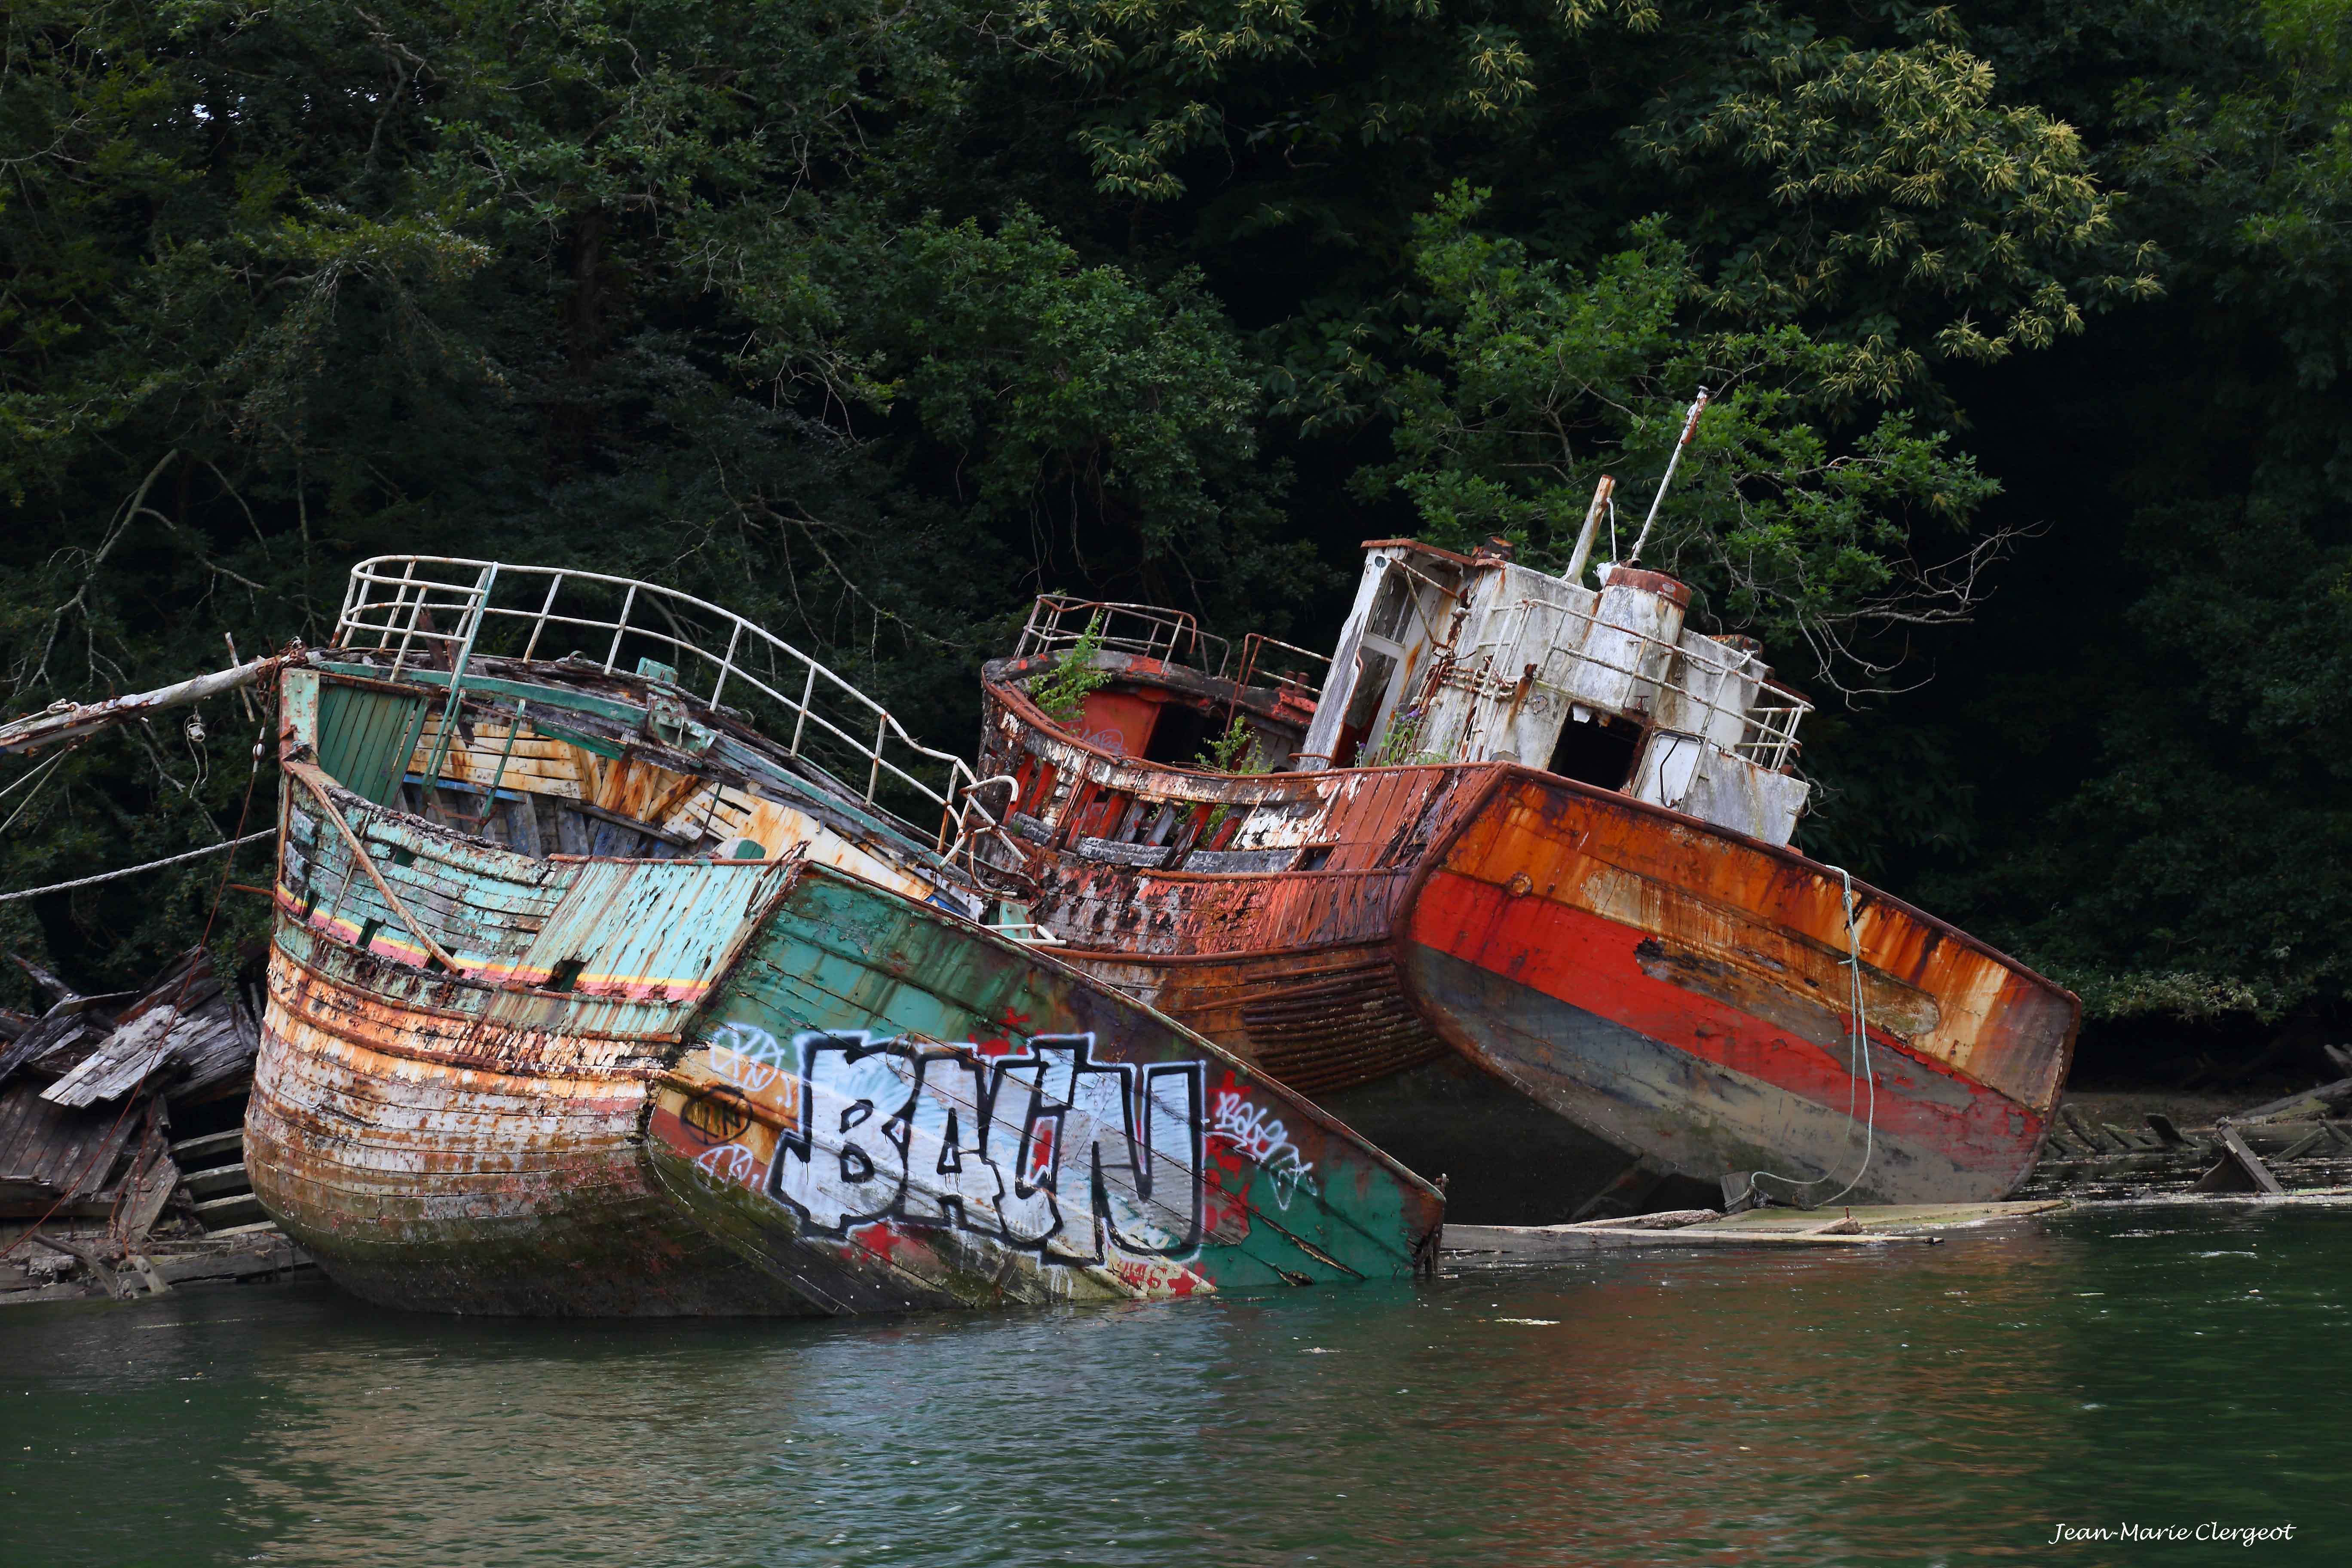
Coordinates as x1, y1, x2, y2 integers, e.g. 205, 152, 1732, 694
4, 1206, 2343, 1566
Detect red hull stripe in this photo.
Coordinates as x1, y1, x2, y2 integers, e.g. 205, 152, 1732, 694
1409, 867, 2042, 1165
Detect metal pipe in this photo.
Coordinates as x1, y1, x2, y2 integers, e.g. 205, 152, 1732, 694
479, 700, 528, 816
1626, 388, 1710, 567
1562, 474, 1617, 585
709, 619, 743, 708
604, 583, 637, 671
386, 561, 422, 673
520, 573, 563, 664
790, 664, 815, 756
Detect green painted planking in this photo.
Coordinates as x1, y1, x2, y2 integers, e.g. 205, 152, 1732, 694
316, 683, 430, 806
690, 867, 1436, 1288
313, 661, 650, 725
708, 954, 1407, 1288
531, 718, 627, 761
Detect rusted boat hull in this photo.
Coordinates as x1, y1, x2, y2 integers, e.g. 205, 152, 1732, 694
1398, 772, 2073, 1206
982, 655, 2078, 1216
250, 924, 789, 1315
250, 728, 1443, 1314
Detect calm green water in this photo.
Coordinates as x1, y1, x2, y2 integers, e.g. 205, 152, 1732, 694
3, 1204, 2343, 1567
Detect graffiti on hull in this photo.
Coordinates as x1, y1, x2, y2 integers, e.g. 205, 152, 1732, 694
1209, 1089, 1317, 1210
665, 1023, 1210, 1265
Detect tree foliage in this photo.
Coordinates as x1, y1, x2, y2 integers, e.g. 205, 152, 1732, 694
0, 0, 2346, 1051
1375, 190, 2000, 690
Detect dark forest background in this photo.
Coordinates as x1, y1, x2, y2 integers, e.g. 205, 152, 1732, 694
5, 0, 2349, 1079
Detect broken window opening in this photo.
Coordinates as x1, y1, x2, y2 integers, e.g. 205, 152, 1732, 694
1548, 710, 1644, 791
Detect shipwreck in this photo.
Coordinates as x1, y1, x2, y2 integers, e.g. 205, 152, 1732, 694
969, 518, 2081, 1221
0, 558, 1443, 1314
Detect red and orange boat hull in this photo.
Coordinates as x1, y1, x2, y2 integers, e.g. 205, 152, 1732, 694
985, 668, 2078, 1218
1390, 771, 2075, 1210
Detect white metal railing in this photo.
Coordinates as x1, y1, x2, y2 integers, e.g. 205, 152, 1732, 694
333, 557, 1011, 858
1442, 596, 1811, 771
1735, 682, 1810, 772
1016, 596, 1231, 678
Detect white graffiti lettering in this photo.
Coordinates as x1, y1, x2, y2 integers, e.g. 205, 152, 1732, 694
694, 1143, 758, 1183
766, 1032, 1207, 1262
705, 1021, 791, 1095
1210, 1090, 1318, 1210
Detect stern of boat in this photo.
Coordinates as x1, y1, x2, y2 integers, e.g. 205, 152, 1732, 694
1395, 769, 2079, 1207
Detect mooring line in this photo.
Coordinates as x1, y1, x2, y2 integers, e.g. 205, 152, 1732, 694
0, 830, 274, 903
1742, 863, 1878, 1210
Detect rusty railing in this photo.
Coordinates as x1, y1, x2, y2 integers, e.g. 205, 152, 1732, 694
1233, 633, 1331, 701
1014, 596, 1231, 678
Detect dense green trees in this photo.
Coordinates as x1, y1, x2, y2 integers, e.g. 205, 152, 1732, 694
3, 0, 2348, 1059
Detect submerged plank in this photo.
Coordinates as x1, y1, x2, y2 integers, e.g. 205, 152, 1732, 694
1446, 1200, 2067, 1264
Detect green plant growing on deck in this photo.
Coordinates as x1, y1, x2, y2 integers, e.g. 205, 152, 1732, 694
1368, 706, 1433, 766
1031, 614, 1110, 725
1196, 714, 1266, 837
1195, 714, 1261, 775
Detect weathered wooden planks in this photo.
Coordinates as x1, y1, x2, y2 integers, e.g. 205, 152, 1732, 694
253, 661, 1446, 1314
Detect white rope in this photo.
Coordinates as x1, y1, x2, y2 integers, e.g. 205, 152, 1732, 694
1743, 864, 1877, 1209
0, 746, 75, 837
0, 830, 273, 903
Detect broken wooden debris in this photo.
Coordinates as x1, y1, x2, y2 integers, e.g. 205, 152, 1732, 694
1562, 1207, 1721, 1231
2026, 1069, 2352, 1202
2060, 1103, 2113, 1152
0, 941, 291, 1302
2230, 1077, 2352, 1126
2191, 1124, 2288, 1196
1, 1224, 309, 1305
37, 946, 258, 1110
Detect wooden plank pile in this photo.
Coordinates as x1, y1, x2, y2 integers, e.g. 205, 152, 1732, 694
0, 946, 308, 1305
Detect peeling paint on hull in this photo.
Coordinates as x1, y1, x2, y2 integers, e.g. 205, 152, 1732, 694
249, 672, 1443, 1315
1405, 776, 2072, 1204
980, 675, 2082, 1217
249, 926, 780, 1315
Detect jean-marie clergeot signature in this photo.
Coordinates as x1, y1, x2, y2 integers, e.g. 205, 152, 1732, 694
2050, 1522, 2297, 1546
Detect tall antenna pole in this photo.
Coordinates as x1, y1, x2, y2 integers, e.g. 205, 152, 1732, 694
1562, 474, 1616, 585
1625, 387, 1709, 567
